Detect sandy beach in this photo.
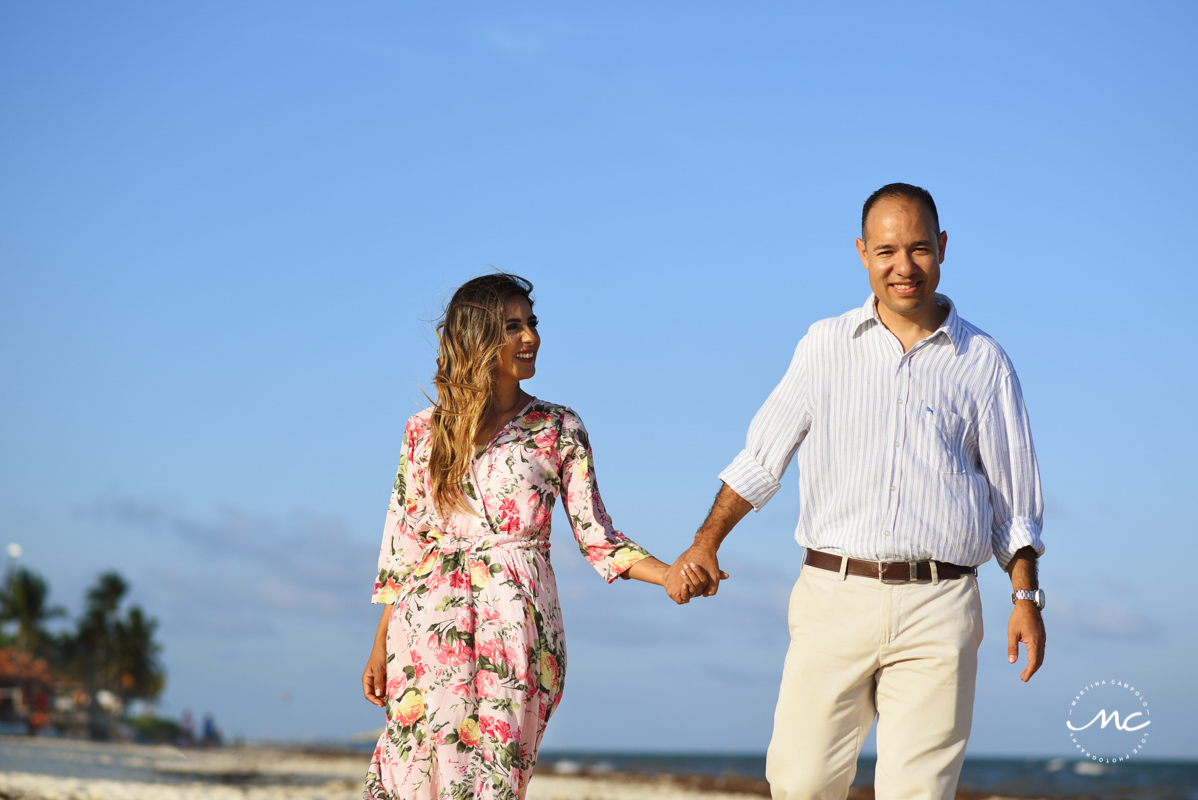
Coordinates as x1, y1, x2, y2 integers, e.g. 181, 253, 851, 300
0, 771, 777, 800
8, 735, 1162, 800
0, 736, 771, 800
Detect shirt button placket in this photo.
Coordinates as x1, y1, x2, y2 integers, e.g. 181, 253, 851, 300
886, 358, 909, 544
888, 359, 912, 541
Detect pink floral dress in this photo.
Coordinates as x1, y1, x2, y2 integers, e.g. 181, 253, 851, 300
363, 399, 651, 800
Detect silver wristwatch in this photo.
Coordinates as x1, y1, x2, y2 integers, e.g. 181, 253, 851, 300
1012, 588, 1046, 609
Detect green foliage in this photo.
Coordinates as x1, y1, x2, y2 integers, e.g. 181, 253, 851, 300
1, 567, 166, 705
116, 606, 166, 700
0, 567, 65, 658
129, 713, 181, 744
65, 570, 165, 701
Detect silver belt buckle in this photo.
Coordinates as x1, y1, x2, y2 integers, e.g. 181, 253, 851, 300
879, 560, 919, 583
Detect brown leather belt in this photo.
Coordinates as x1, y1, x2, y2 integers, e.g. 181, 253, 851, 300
804, 549, 977, 583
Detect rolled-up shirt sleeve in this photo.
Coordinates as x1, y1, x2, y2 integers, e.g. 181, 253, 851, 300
978, 369, 1045, 570
718, 339, 812, 511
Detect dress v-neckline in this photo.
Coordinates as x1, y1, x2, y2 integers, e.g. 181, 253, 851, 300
474, 396, 537, 460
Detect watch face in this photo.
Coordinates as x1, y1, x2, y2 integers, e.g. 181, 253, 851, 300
1035, 589, 1046, 610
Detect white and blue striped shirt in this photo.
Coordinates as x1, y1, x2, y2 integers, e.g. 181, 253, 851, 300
719, 294, 1044, 570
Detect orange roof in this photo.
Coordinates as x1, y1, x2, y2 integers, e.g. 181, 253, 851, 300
0, 647, 56, 683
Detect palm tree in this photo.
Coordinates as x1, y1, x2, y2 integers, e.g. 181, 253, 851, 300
67, 571, 164, 704
117, 605, 164, 700
86, 572, 129, 622
0, 567, 64, 657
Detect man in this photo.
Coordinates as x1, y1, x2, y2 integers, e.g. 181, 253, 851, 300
665, 184, 1046, 800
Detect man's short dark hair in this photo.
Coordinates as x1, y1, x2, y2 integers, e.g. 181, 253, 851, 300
861, 183, 939, 240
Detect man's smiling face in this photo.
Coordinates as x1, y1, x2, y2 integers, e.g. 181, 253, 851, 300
855, 195, 947, 325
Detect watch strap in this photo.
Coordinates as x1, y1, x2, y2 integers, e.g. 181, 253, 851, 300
1011, 589, 1045, 609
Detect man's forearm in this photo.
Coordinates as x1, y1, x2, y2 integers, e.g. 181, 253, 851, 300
1005, 545, 1039, 591
1004, 545, 1045, 681
693, 482, 753, 552
662, 482, 752, 600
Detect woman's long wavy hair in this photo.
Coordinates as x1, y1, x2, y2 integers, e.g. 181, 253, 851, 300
428, 273, 535, 514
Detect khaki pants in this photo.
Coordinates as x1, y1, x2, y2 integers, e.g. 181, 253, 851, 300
765, 562, 983, 800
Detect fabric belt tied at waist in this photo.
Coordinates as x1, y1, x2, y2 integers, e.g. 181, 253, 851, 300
421, 536, 549, 557
804, 548, 977, 583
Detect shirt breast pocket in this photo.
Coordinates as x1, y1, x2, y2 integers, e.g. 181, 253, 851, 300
917, 400, 968, 474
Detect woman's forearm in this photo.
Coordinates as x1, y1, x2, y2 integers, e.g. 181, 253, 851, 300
622, 556, 669, 586
373, 604, 391, 651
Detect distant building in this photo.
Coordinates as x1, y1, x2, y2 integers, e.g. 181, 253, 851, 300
0, 648, 57, 734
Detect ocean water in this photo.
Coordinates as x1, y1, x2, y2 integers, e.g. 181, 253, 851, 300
539, 751, 1198, 800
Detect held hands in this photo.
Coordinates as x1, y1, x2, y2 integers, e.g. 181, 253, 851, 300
621, 555, 726, 603
662, 545, 728, 604
661, 485, 748, 604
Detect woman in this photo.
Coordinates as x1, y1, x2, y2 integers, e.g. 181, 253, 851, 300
360, 274, 693, 800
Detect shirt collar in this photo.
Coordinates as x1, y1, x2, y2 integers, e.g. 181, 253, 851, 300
851, 293, 963, 355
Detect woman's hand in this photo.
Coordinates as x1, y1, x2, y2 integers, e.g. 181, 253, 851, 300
665, 561, 729, 604
632, 556, 728, 604
617, 556, 726, 604
362, 605, 391, 708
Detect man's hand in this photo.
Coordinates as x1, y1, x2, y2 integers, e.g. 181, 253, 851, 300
662, 554, 729, 603
663, 545, 724, 601
663, 482, 753, 603
1008, 602, 1045, 682
1005, 546, 1044, 682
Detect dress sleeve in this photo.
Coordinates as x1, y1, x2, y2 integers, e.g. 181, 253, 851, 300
977, 369, 1045, 570
372, 414, 431, 604
558, 409, 652, 583
718, 337, 812, 510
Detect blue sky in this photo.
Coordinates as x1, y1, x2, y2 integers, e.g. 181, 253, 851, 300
1, 1, 1195, 758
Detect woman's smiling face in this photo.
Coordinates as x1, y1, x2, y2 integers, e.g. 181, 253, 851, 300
495, 295, 539, 386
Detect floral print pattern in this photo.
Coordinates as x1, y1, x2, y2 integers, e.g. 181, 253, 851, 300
363, 399, 650, 800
